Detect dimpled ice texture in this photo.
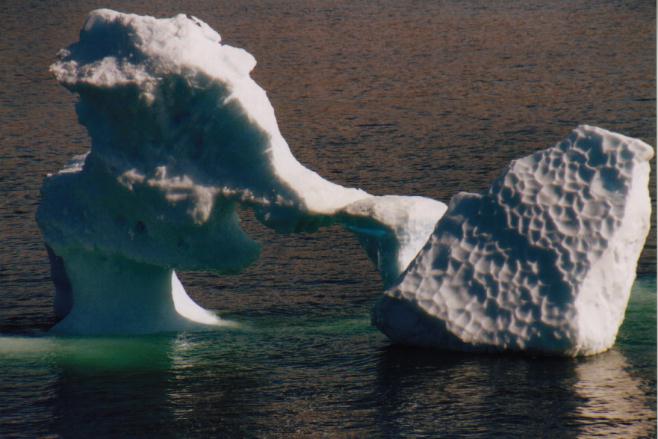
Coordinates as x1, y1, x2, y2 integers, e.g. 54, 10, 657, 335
373, 126, 653, 356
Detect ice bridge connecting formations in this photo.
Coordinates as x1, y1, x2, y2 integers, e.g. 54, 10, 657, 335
38, 10, 653, 356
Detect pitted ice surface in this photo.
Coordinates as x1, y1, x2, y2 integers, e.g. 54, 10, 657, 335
374, 126, 653, 356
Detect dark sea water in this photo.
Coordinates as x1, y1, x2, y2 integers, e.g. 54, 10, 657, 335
0, 0, 655, 437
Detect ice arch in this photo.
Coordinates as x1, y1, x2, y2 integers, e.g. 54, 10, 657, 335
38, 9, 446, 334
38, 10, 653, 357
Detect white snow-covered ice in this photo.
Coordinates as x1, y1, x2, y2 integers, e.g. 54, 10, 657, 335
373, 125, 653, 356
38, 10, 652, 353
38, 9, 445, 334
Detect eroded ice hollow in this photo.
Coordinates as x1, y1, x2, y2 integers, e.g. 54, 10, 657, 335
37, 9, 446, 334
374, 126, 653, 356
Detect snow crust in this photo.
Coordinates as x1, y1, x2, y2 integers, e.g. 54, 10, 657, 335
38, 9, 445, 334
373, 126, 653, 356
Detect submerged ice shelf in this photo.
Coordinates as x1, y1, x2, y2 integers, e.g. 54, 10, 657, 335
37, 10, 652, 356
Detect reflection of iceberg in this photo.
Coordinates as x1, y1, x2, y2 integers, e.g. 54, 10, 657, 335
573, 350, 656, 437
37, 10, 445, 334
374, 345, 655, 436
374, 126, 653, 355
1, 278, 654, 436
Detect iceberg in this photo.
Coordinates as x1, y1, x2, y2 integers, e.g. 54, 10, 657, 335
37, 10, 445, 334
37, 10, 652, 354
373, 126, 653, 356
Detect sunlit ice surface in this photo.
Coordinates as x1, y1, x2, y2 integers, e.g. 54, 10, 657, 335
36, 10, 651, 357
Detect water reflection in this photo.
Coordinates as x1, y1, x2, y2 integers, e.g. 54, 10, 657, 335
573, 350, 656, 438
0, 279, 654, 438
166, 332, 268, 436
374, 345, 653, 438
375, 346, 577, 437
0, 335, 176, 436
48, 336, 175, 437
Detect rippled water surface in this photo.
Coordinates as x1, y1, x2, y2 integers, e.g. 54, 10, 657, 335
0, 279, 656, 437
0, 0, 655, 437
